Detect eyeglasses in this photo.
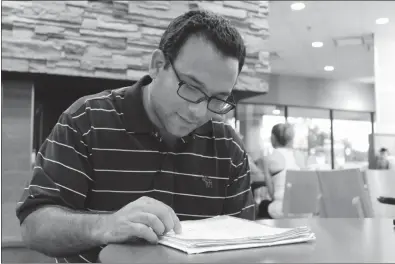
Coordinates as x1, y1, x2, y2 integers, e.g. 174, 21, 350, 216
169, 60, 236, 115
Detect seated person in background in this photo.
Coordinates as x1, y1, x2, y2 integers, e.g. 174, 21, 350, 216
249, 156, 269, 206
16, 10, 254, 263
256, 123, 300, 219
376, 148, 390, 170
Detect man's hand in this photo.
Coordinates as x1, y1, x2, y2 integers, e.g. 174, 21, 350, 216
98, 196, 182, 244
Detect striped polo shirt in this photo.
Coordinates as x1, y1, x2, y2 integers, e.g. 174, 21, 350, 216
16, 75, 254, 263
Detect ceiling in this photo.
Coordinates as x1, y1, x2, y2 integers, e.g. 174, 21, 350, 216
266, 1, 395, 83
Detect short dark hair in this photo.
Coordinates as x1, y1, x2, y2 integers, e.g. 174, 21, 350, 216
159, 10, 246, 73
272, 123, 295, 147
379, 148, 388, 153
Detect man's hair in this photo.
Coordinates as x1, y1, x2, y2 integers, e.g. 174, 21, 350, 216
379, 148, 388, 153
271, 123, 295, 147
159, 9, 246, 73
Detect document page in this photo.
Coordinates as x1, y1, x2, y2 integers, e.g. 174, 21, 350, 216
164, 215, 295, 240
159, 215, 315, 254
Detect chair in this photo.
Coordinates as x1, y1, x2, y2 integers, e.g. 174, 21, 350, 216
282, 170, 321, 218
317, 169, 374, 218
364, 170, 395, 217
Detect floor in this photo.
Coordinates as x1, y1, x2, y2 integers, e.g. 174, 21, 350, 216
2, 170, 30, 243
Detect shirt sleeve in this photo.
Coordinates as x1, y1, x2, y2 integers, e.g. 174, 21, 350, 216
16, 113, 93, 224
223, 145, 255, 220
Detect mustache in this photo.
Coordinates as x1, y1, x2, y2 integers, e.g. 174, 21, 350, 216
178, 114, 201, 124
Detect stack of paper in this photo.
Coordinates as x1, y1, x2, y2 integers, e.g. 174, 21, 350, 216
158, 215, 315, 254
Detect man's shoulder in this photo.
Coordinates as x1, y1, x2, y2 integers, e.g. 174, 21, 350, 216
210, 118, 246, 155
63, 87, 129, 117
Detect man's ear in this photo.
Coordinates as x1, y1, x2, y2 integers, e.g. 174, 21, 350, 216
149, 49, 166, 79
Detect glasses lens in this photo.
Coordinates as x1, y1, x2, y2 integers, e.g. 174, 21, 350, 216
178, 84, 205, 102
208, 99, 233, 114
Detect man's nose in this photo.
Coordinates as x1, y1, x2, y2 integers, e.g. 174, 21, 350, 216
188, 100, 208, 120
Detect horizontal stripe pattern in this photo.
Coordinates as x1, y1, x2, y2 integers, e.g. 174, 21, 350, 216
37, 152, 93, 182
71, 107, 123, 120
90, 187, 248, 199
46, 139, 88, 159
16, 82, 253, 263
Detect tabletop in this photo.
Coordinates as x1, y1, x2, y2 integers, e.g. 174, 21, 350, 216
99, 218, 395, 263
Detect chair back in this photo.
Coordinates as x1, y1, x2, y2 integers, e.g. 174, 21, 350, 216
282, 170, 321, 217
364, 170, 395, 217
317, 169, 374, 218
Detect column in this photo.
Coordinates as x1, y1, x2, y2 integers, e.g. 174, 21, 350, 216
1, 80, 34, 203
374, 25, 395, 134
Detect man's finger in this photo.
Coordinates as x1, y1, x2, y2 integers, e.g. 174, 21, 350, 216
131, 212, 165, 235
142, 203, 175, 233
168, 207, 182, 234
131, 222, 159, 244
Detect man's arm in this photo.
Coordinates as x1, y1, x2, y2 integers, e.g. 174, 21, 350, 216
16, 112, 100, 257
17, 110, 182, 259
224, 150, 255, 220
21, 206, 107, 257
21, 196, 182, 258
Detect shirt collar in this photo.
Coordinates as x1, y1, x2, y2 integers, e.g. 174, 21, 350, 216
122, 75, 156, 134
121, 75, 213, 141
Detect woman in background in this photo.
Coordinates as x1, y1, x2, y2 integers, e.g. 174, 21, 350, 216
257, 123, 300, 218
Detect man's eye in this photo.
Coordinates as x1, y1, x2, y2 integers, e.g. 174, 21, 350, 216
215, 95, 229, 101
187, 85, 203, 93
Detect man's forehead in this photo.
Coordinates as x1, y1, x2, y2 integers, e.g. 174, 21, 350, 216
172, 36, 239, 94
178, 71, 232, 96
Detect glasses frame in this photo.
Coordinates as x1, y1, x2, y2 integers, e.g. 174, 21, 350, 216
168, 60, 236, 115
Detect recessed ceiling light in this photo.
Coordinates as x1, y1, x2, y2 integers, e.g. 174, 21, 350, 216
376, 18, 389, 25
324, 66, 334, 71
272, 109, 281, 115
291, 2, 305, 11
312, 42, 324, 48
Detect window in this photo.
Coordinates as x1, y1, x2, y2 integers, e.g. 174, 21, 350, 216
333, 111, 372, 170
237, 104, 285, 160
287, 107, 332, 170
260, 105, 286, 157
234, 103, 375, 170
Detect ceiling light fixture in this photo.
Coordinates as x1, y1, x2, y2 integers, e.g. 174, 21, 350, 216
291, 2, 305, 11
324, 66, 334, 72
312, 42, 323, 48
376, 18, 389, 25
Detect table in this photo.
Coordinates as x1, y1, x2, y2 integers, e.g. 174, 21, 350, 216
99, 218, 395, 263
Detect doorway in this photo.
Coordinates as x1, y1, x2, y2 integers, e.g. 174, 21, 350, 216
33, 73, 135, 152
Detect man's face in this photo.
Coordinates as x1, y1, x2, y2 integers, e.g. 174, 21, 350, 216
380, 151, 389, 158
148, 36, 239, 137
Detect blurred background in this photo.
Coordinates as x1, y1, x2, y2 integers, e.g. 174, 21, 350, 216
1, 0, 395, 246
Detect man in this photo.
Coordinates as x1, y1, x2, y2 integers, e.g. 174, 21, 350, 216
376, 148, 390, 170
17, 10, 254, 263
